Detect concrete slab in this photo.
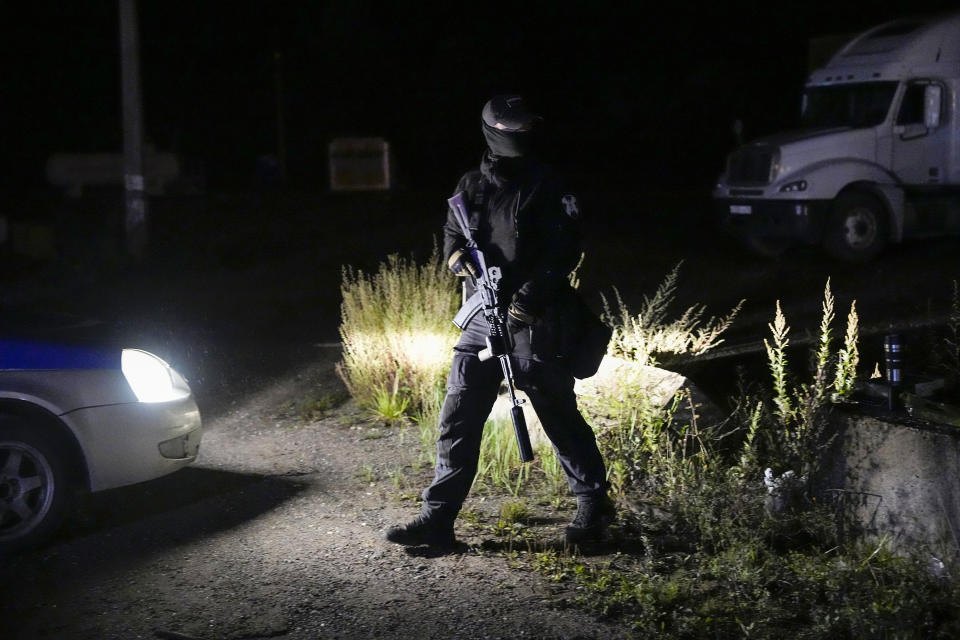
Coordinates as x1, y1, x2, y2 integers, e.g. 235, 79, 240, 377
821, 411, 960, 562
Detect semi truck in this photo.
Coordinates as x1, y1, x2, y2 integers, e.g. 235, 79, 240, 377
714, 11, 960, 261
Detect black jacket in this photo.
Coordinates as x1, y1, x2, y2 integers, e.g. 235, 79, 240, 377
443, 152, 582, 316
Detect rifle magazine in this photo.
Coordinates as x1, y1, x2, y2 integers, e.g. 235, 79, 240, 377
452, 291, 483, 330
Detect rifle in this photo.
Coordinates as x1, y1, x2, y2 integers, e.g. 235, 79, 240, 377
448, 191, 535, 463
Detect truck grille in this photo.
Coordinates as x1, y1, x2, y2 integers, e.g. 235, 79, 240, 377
727, 146, 776, 185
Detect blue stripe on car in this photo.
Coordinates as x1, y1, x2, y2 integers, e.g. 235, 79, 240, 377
0, 340, 119, 370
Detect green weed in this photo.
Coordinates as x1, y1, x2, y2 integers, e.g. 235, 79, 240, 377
499, 499, 531, 525
534, 441, 569, 499
387, 466, 406, 490
373, 372, 410, 423
297, 390, 349, 422
476, 417, 531, 497
411, 381, 445, 467
458, 507, 484, 528
357, 464, 376, 484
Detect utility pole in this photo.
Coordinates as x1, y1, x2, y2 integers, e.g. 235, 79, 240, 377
119, 0, 148, 261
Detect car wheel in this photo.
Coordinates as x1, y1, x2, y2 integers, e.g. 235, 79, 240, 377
823, 192, 888, 262
0, 417, 72, 553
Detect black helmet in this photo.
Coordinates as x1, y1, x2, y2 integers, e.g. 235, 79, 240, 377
481, 95, 541, 132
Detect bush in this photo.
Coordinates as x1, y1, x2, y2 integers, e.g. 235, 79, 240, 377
337, 244, 459, 420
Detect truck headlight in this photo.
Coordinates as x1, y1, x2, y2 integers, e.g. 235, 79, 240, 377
121, 349, 191, 403
779, 180, 808, 193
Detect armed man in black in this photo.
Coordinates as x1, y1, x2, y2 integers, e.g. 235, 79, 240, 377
385, 95, 614, 548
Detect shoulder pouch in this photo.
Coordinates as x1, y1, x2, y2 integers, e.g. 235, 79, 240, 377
568, 295, 612, 379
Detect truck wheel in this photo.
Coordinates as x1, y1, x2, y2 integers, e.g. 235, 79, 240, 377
0, 417, 72, 554
823, 192, 888, 262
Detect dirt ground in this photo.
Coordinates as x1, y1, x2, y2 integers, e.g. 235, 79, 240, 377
1, 187, 958, 639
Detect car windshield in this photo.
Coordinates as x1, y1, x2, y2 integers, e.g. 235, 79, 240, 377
801, 81, 899, 129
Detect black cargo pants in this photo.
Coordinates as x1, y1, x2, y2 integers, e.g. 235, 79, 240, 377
421, 314, 610, 523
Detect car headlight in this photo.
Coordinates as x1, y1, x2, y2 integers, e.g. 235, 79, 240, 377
121, 349, 191, 403
779, 179, 808, 193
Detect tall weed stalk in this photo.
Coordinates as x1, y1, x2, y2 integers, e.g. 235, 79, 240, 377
476, 417, 530, 497
763, 280, 859, 478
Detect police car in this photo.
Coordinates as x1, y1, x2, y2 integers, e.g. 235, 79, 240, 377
0, 311, 201, 552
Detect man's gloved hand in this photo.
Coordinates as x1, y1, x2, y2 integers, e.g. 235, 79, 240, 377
506, 299, 537, 334
447, 249, 480, 278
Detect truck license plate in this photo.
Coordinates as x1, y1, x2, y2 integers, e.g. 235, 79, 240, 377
730, 205, 752, 215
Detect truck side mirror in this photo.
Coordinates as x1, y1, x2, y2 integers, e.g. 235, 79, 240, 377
924, 84, 942, 128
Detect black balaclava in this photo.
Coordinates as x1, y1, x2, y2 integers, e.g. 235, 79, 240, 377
482, 122, 532, 158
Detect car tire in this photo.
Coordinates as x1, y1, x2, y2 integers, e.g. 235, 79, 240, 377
823, 192, 888, 262
0, 416, 72, 554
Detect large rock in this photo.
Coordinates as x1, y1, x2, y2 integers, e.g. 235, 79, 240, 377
574, 356, 725, 427
489, 355, 724, 448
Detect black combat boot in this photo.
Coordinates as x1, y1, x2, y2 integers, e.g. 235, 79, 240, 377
385, 513, 456, 547
564, 494, 616, 544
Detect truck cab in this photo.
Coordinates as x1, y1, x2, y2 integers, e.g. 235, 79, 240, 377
714, 11, 960, 261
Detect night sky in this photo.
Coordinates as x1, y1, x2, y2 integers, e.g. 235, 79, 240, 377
3, 1, 959, 193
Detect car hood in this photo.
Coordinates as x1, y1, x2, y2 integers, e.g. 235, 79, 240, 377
0, 310, 120, 370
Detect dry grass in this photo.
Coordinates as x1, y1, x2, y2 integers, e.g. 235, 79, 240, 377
602, 262, 743, 366
337, 244, 460, 419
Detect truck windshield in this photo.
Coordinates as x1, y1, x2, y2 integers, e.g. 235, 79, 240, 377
801, 81, 899, 129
